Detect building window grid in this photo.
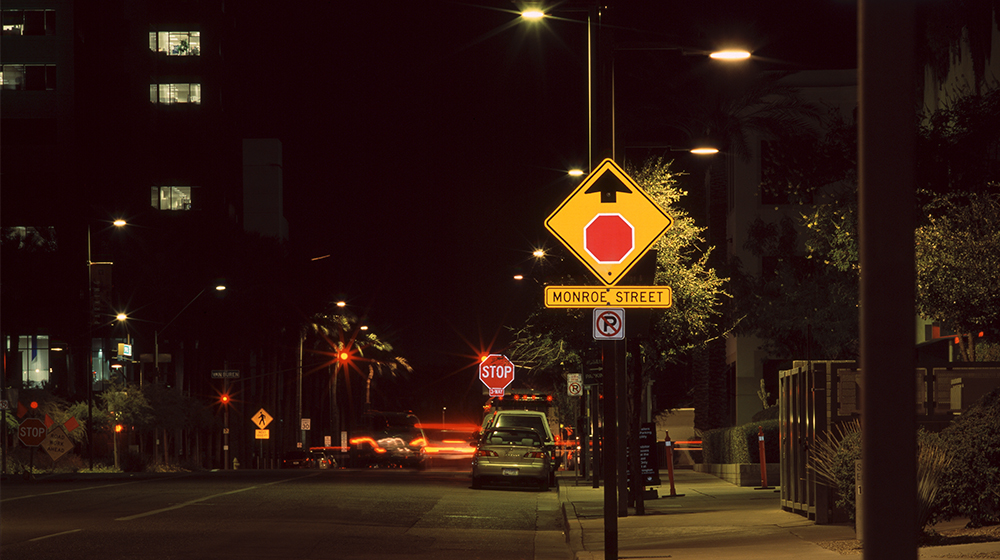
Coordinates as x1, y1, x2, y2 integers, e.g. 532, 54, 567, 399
1, 64, 56, 91
149, 83, 202, 105
151, 186, 194, 211
2, 9, 56, 36
149, 31, 201, 56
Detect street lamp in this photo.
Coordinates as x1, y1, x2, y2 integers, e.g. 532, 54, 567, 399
516, 9, 748, 558
518, 8, 749, 167
154, 283, 227, 383
86, 218, 126, 469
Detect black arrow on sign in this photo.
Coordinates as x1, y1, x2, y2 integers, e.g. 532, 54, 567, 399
585, 169, 632, 203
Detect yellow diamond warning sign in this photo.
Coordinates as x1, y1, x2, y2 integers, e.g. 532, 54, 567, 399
545, 159, 672, 285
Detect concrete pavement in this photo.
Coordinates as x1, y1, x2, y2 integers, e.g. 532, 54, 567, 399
555, 468, 1000, 559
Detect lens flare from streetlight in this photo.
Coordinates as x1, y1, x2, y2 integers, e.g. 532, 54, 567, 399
690, 147, 720, 155
113, 219, 127, 227
710, 50, 751, 60
568, 169, 585, 177
521, 10, 545, 20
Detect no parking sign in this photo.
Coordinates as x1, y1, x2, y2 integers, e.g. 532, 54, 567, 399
593, 308, 625, 340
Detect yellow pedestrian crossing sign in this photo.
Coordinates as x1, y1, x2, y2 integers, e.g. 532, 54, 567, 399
252, 408, 273, 430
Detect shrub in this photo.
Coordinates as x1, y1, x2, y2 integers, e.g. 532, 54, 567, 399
702, 419, 780, 464
811, 421, 952, 531
931, 388, 1000, 527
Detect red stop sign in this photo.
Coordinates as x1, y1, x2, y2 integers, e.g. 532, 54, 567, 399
479, 354, 515, 397
584, 213, 634, 264
18, 418, 47, 447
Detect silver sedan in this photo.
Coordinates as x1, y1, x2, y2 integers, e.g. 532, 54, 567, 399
471, 427, 550, 490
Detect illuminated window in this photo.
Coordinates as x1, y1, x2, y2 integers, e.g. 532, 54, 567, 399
2, 9, 56, 36
1, 64, 56, 90
149, 31, 200, 56
151, 186, 194, 210
4, 335, 51, 388
149, 83, 201, 105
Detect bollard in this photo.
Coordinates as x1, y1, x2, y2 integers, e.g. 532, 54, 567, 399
663, 430, 680, 497
233, 457, 240, 470
756, 426, 771, 490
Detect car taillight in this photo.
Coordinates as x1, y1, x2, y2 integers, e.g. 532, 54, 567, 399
524, 451, 546, 458
476, 449, 499, 458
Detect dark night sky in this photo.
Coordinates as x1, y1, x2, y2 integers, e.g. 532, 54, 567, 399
232, 0, 857, 413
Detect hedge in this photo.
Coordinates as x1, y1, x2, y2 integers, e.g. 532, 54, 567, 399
702, 419, 780, 464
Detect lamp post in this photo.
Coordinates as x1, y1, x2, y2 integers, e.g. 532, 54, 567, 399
518, 8, 748, 558
152, 283, 225, 465
86, 219, 126, 470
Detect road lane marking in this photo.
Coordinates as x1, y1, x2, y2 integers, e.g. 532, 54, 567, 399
29, 529, 82, 542
115, 473, 317, 521
1, 480, 149, 503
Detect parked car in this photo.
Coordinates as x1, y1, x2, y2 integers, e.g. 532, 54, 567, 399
471, 427, 551, 490
281, 450, 314, 469
480, 409, 560, 483
348, 411, 427, 469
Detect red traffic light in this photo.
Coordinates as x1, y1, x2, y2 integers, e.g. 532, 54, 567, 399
115, 424, 124, 433
220, 394, 231, 404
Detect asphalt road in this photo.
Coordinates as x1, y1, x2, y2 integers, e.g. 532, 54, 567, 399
1, 468, 569, 560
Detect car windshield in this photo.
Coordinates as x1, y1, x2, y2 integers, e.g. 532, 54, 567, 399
484, 429, 541, 447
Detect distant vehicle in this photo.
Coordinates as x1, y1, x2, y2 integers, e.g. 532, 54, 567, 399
480, 409, 560, 484
281, 450, 314, 469
311, 449, 336, 469
348, 411, 427, 469
471, 427, 551, 490
420, 423, 479, 468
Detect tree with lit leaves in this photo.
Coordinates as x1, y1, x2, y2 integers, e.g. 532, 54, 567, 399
916, 190, 1000, 361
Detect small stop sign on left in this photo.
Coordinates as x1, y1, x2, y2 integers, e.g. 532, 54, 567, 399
18, 418, 47, 447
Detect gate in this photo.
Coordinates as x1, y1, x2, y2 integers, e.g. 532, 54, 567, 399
779, 360, 1000, 523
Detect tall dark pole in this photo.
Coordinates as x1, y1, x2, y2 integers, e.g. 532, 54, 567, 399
859, 0, 917, 558
601, 339, 618, 560
87, 226, 94, 470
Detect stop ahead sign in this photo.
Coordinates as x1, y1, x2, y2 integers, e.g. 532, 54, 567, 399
479, 354, 515, 397
18, 418, 47, 447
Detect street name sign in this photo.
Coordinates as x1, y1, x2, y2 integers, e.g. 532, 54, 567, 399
545, 158, 672, 285
211, 369, 240, 378
544, 286, 672, 308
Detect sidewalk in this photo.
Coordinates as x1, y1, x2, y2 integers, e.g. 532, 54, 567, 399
555, 469, 1000, 559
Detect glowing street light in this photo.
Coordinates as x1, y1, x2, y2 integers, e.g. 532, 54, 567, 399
710, 49, 752, 60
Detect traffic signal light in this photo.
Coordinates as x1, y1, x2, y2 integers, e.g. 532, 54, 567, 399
220, 394, 231, 405
115, 424, 124, 433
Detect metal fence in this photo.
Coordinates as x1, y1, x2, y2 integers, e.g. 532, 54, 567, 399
778, 360, 1000, 523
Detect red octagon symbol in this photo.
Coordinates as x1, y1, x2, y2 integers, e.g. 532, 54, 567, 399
584, 214, 634, 264
479, 354, 515, 397
18, 417, 47, 447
